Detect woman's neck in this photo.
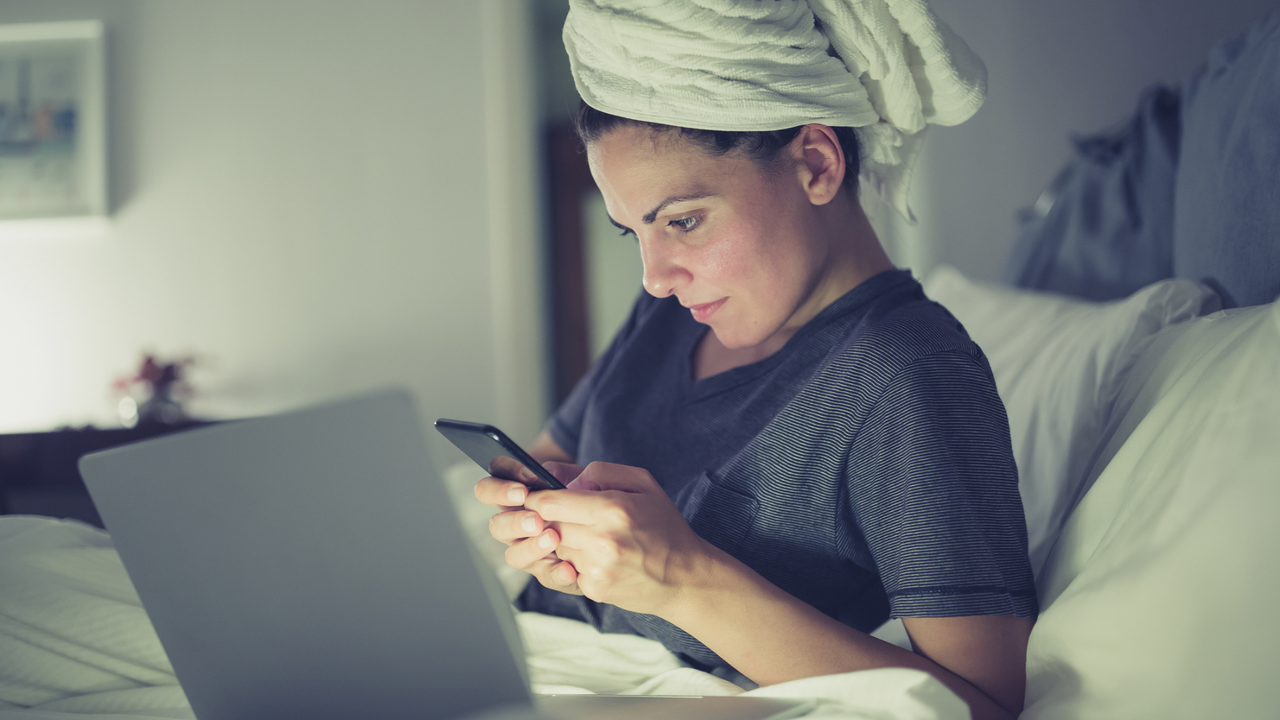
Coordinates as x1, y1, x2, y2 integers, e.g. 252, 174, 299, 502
692, 199, 894, 382
809, 197, 896, 311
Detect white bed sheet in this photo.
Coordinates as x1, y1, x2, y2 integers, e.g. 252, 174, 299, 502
0, 507, 966, 720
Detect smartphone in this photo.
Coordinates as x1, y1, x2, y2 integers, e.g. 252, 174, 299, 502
434, 419, 567, 490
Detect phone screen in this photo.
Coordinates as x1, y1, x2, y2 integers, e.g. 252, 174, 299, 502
434, 419, 566, 490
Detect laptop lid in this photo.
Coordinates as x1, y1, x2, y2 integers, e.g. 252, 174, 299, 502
80, 390, 530, 720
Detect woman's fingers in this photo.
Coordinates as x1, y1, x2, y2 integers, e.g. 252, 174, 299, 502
475, 474, 542, 550
481, 459, 680, 603
473, 458, 584, 595
490, 457, 586, 491
575, 461, 660, 493
522, 537, 581, 591
498, 526, 583, 595
474, 475, 530, 509
545, 557, 579, 586
524, 486, 632, 526
488, 455, 533, 484
504, 528, 560, 569
487, 508, 544, 544
541, 461, 586, 486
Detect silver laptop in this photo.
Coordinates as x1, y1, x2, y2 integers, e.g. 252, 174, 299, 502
79, 390, 812, 720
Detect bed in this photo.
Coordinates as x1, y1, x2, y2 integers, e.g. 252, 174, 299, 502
2, 11, 1278, 720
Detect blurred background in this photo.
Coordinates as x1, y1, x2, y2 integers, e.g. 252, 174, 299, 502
0, 0, 1275, 489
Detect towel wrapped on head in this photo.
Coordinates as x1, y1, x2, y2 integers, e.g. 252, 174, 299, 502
563, 0, 986, 222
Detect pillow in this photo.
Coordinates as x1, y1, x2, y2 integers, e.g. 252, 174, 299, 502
922, 266, 1220, 577
1174, 10, 1280, 308
1024, 298, 1280, 718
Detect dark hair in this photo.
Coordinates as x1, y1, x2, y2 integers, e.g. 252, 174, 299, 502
573, 100, 861, 194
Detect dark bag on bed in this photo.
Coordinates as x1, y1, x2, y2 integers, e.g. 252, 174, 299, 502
1005, 11, 1280, 308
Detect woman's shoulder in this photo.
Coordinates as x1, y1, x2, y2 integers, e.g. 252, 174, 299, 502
829, 273, 988, 378
781, 281, 996, 432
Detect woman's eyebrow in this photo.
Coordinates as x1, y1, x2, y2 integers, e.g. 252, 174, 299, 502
643, 193, 714, 224
606, 193, 716, 231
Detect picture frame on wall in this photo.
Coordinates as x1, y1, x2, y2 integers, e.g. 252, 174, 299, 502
0, 21, 106, 221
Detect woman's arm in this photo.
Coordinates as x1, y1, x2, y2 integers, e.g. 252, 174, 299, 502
525, 431, 575, 465
667, 542, 1032, 719
511, 462, 1032, 720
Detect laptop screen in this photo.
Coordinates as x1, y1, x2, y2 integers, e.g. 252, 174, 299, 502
80, 390, 531, 720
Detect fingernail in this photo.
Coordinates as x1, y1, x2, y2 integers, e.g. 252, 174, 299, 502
538, 531, 554, 548
522, 516, 537, 534
508, 486, 526, 504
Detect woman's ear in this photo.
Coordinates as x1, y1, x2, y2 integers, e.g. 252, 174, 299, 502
793, 124, 845, 206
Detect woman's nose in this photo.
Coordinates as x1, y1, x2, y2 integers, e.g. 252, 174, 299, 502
639, 237, 690, 298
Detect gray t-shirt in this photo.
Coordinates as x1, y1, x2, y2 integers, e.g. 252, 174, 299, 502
518, 269, 1037, 670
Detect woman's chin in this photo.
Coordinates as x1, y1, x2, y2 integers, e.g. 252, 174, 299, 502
710, 327, 765, 352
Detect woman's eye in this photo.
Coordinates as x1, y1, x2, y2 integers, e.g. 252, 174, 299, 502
617, 227, 635, 239
669, 216, 700, 232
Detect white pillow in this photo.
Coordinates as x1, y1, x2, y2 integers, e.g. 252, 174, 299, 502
921, 267, 1220, 577
1024, 299, 1280, 718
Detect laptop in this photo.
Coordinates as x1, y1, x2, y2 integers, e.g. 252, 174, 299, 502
79, 390, 813, 720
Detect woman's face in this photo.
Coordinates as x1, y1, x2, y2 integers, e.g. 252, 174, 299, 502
586, 125, 841, 351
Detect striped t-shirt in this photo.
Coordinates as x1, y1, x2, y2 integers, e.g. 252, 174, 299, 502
518, 269, 1038, 670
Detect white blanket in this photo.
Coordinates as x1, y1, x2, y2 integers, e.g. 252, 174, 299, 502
0, 507, 965, 720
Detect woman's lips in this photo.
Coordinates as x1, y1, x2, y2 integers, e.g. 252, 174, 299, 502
689, 297, 727, 323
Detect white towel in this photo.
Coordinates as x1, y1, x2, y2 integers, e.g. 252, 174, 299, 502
563, 0, 987, 222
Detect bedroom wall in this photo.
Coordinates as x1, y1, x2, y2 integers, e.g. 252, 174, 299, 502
891, 0, 1280, 281
527, 0, 1278, 333
0, 0, 548, 464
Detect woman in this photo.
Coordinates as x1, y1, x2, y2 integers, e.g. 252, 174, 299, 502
476, 2, 1037, 719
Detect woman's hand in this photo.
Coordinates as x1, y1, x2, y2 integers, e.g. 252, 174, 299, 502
522, 461, 710, 618
474, 456, 585, 596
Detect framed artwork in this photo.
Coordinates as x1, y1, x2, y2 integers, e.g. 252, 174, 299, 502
0, 21, 106, 220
